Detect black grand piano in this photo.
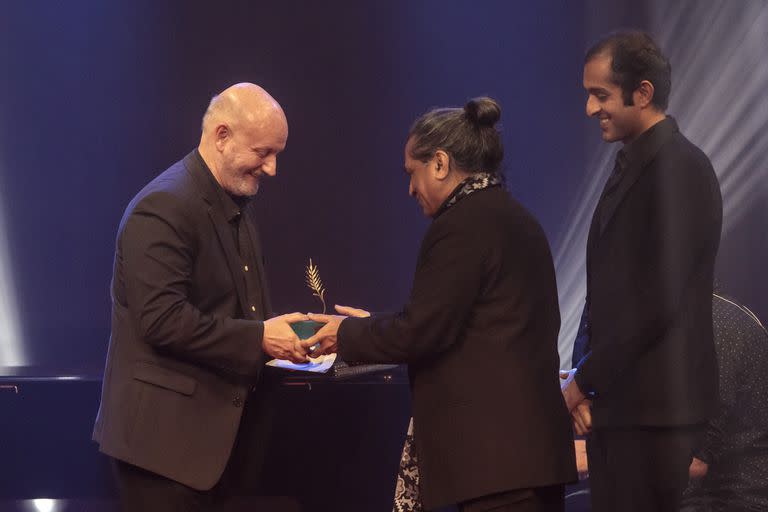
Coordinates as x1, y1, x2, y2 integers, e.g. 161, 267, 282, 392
0, 363, 411, 511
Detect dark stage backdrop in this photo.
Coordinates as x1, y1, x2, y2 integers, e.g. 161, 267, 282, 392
0, 0, 765, 371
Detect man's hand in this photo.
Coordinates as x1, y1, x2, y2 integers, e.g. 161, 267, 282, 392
560, 370, 592, 435
302, 304, 370, 356
302, 315, 342, 356
560, 368, 587, 412
262, 312, 310, 363
333, 305, 371, 318
689, 457, 709, 479
574, 439, 589, 480
571, 400, 593, 436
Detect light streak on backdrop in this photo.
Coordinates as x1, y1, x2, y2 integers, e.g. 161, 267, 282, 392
0, 154, 25, 366
554, 0, 768, 368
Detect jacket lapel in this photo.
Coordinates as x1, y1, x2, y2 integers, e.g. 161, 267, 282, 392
596, 117, 679, 238
597, 160, 646, 237
183, 151, 251, 314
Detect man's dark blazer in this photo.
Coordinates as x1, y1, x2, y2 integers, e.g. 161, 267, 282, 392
338, 186, 577, 510
575, 117, 723, 428
93, 150, 272, 490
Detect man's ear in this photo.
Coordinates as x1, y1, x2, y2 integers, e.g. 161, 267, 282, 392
634, 80, 656, 109
433, 150, 451, 180
214, 124, 231, 152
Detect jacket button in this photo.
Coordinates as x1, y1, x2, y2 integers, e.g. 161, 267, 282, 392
233, 395, 243, 407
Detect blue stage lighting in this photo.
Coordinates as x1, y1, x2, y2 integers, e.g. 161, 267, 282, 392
0, 179, 25, 366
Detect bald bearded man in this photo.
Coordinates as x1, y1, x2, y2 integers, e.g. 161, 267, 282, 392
93, 83, 309, 510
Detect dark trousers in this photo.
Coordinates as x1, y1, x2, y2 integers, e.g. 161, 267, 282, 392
113, 459, 213, 512
586, 426, 703, 512
458, 485, 565, 512
112, 388, 275, 512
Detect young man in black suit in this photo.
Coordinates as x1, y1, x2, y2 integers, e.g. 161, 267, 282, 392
93, 83, 310, 510
560, 31, 723, 512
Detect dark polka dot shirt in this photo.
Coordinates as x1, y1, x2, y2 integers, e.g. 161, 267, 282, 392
683, 294, 768, 510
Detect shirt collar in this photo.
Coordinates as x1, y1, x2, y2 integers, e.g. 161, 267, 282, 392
192, 149, 248, 222
619, 116, 679, 170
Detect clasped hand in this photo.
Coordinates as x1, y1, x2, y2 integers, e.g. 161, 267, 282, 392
560, 369, 592, 436
261, 306, 370, 363
262, 312, 313, 363
302, 305, 370, 357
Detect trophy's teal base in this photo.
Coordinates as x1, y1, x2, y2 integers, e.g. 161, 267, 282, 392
290, 320, 323, 340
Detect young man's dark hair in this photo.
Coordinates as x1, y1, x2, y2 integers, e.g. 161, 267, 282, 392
585, 30, 672, 110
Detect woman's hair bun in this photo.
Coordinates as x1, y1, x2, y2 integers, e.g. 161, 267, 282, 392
464, 96, 501, 127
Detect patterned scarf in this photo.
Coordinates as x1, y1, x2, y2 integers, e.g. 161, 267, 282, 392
433, 171, 503, 219
393, 419, 421, 512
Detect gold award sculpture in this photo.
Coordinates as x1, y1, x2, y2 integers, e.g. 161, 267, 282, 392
290, 259, 326, 341
305, 258, 326, 314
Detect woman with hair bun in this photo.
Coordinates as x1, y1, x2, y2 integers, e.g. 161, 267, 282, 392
306, 97, 577, 511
